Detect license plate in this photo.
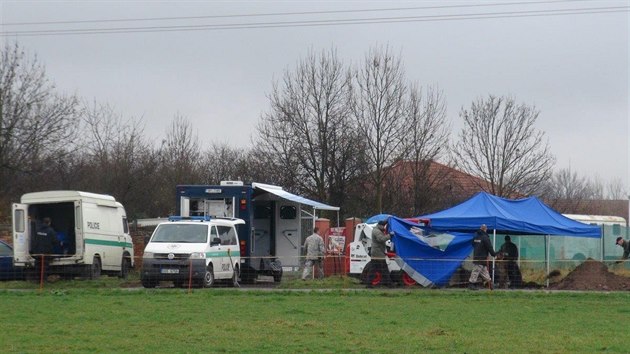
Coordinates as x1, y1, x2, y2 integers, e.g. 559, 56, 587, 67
161, 268, 179, 274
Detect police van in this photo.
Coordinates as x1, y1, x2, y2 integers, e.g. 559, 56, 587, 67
12, 191, 134, 279
141, 216, 244, 288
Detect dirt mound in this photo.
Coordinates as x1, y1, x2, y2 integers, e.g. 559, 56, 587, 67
550, 258, 630, 291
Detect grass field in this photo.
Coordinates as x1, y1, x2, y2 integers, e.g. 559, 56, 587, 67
1, 283, 630, 353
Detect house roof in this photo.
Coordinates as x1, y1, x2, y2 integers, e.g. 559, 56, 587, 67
386, 160, 496, 198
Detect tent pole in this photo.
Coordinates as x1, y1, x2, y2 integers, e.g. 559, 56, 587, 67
518, 237, 521, 268
492, 229, 496, 285
546, 235, 550, 288
599, 225, 604, 263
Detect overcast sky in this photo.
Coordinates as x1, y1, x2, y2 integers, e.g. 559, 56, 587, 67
2, 0, 629, 195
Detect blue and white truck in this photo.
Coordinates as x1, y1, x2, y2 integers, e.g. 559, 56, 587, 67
175, 181, 339, 283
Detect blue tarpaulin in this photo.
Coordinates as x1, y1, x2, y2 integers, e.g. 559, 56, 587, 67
419, 192, 601, 238
388, 217, 474, 287
365, 214, 391, 224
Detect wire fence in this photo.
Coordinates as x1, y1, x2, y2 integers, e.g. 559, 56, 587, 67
3, 254, 630, 291
3, 224, 629, 290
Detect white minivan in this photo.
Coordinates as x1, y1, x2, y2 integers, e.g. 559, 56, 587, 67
141, 216, 244, 288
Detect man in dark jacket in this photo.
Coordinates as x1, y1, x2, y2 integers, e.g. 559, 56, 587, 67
31, 217, 60, 280
499, 235, 522, 288
468, 224, 497, 290
615, 237, 630, 263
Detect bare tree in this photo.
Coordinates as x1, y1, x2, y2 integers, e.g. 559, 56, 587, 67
606, 177, 627, 200
588, 175, 605, 200
352, 45, 408, 212
0, 42, 79, 205
399, 84, 449, 215
452, 95, 554, 197
542, 167, 595, 212
78, 102, 159, 218
254, 48, 361, 208
151, 115, 202, 215
200, 142, 250, 184
161, 114, 201, 183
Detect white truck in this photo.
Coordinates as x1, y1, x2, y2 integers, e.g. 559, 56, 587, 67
347, 222, 417, 286
12, 191, 134, 279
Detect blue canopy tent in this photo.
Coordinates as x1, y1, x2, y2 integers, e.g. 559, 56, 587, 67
419, 192, 601, 237
418, 192, 601, 286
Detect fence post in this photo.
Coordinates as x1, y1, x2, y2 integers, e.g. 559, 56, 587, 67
188, 258, 193, 294
39, 254, 45, 291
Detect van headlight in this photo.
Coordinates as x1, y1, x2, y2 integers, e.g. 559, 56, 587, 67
143, 252, 154, 259
189, 252, 206, 259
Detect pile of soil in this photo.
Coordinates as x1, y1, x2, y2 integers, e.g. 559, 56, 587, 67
550, 258, 630, 291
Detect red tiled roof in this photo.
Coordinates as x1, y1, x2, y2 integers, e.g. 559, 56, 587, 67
385, 160, 495, 198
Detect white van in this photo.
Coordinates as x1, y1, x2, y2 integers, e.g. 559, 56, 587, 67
12, 191, 134, 279
141, 216, 244, 288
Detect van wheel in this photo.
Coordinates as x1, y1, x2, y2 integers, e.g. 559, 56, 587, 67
240, 266, 256, 284
119, 255, 131, 279
86, 256, 101, 280
142, 278, 157, 288
201, 265, 214, 288
401, 272, 416, 286
273, 269, 283, 283
371, 271, 382, 286
173, 280, 186, 288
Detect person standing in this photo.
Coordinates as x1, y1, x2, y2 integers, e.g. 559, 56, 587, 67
468, 224, 497, 290
301, 227, 325, 280
366, 220, 393, 288
615, 237, 630, 263
499, 235, 522, 288
31, 217, 60, 280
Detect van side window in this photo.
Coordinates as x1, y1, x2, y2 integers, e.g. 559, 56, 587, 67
217, 226, 237, 245
75, 206, 82, 230
228, 227, 237, 245
14, 210, 25, 233
210, 226, 219, 244
122, 217, 129, 234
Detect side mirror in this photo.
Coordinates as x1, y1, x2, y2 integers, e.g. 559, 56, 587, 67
210, 237, 221, 246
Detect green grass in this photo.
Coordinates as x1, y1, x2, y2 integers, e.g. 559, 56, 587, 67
1, 287, 629, 353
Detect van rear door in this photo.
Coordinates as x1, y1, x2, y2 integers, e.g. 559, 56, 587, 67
74, 201, 84, 257
12, 203, 30, 265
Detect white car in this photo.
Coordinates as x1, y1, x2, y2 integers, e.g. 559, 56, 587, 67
141, 216, 244, 288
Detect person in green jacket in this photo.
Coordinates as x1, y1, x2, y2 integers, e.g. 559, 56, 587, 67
366, 220, 393, 288
615, 237, 630, 263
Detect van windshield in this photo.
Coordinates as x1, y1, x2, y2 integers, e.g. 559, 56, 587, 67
151, 224, 208, 243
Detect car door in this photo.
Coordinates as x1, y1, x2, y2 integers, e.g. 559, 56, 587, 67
216, 225, 235, 278
208, 225, 226, 278
0, 241, 15, 280
223, 226, 239, 275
